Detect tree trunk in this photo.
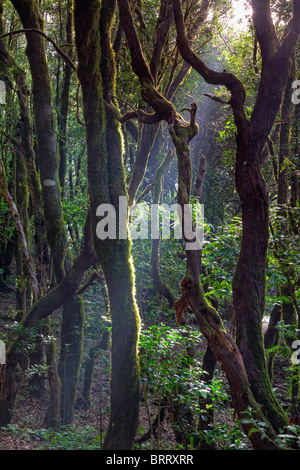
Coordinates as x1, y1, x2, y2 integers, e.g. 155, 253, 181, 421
172, 0, 300, 437
128, 123, 160, 207
14, 144, 30, 314
58, 0, 73, 191
10, 0, 67, 281
267, 50, 299, 402
264, 303, 282, 383
10, 0, 87, 427
118, 0, 284, 449
0, 215, 96, 426
79, 330, 110, 410
233, 128, 287, 433
58, 296, 84, 425
44, 319, 61, 430
232, 25, 298, 432
74, 0, 141, 449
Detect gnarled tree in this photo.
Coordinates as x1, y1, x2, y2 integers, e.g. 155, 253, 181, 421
172, 0, 300, 437
116, 0, 300, 449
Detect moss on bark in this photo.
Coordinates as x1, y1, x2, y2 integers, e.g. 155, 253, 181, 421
74, 0, 141, 449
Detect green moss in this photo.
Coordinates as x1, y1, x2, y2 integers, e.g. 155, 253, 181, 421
74, 0, 141, 449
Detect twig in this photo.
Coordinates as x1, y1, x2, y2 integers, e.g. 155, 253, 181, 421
135, 183, 154, 205
203, 93, 229, 104
76, 270, 104, 295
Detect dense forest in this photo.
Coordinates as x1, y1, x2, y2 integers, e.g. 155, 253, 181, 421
0, 0, 299, 454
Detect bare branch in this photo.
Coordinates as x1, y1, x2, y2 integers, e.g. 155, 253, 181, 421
280, 0, 300, 57
203, 93, 229, 104
172, 0, 247, 132
76, 270, 104, 295
104, 97, 163, 125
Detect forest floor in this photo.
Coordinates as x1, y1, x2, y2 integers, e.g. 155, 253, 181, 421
0, 293, 292, 451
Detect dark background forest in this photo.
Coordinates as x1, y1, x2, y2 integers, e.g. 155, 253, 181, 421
0, 0, 299, 452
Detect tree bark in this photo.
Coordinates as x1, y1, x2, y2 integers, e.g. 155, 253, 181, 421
79, 329, 110, 409
10, 0, 87, 426
58, 296, 84, 425
0, 159, 39, 301
0, 215, 96, 426
58, 0, 73, 191
74, 0, 141, 449
10, 0, 67, 282
172, 0, 300, 436
118, 0, 283, 449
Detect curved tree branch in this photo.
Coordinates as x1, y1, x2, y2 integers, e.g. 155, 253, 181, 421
0, 28, 77, 71
172, 0, 247, 133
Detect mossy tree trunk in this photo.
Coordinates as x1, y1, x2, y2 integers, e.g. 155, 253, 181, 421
14, 145, 30, 315
0, 214, 96, 426
13, 67, 49, 296
10, 0, 86, 427
10, 0, 66, 280
231, 6, 298, 433
264, 51, 297, 385
0, 2, 50, 398
74, 0, 141, 450
173, 0, 300, 437
117, 0, 300, 449
0, 0, 87, 427
275, 49, 300, 418
58, 0, 73, 192
43, 319, 61, 431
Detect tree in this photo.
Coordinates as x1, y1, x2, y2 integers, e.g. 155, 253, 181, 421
0, 0, 299, 451
73, 0, 140, 449
172, 0, 300, 438
116, 0, 300, 448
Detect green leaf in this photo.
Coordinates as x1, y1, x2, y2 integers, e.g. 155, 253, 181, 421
248, 427, 259, 437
